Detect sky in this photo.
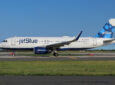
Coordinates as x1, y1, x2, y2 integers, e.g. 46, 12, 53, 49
0, 0, 115, 49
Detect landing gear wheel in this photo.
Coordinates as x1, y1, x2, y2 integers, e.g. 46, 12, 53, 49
53, 52, 58, 56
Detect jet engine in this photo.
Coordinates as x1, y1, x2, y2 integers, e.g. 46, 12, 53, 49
34, 47, 50, 54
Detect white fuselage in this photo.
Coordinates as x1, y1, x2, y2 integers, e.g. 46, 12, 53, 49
0, 36, 114, 50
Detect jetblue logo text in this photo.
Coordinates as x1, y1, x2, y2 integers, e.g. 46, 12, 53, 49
19, 38, 38, 44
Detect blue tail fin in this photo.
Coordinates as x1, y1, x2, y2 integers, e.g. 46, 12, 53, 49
95, 19, 115, 38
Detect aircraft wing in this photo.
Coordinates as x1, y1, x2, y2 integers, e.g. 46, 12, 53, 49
46, 31, 82, 50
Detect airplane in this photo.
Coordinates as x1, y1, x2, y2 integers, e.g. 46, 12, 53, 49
0, 19, 115, 56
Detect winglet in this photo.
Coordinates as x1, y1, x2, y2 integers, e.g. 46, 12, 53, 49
76, 31, 83, 40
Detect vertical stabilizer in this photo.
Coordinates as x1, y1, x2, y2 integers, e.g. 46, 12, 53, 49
95, 19, 115, 38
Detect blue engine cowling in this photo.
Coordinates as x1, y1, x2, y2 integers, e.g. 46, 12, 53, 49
34, 47, 49, 54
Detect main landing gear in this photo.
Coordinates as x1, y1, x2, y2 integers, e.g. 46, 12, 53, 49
53, 51, 58, 56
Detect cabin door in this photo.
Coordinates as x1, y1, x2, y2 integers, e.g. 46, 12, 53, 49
11, 38, 16, 46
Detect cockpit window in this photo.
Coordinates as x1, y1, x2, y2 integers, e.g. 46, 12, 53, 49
2, 40, 7, 42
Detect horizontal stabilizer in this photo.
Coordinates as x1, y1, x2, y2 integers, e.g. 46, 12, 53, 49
104, 39, 115, 44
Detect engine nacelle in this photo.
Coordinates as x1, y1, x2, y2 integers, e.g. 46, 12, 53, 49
34, 47, 49, 54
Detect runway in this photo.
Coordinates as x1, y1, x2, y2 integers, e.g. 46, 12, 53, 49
0, 76, 115, 85
1, 56, 115, 61
0, 52, 115, 61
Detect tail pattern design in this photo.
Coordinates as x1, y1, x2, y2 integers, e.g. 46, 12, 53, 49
95, 23, 114, 38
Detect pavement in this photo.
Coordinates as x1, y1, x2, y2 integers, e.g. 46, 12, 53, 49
0, 76, 115, 85
0, 52, 115, 61
1, 56, 115, 61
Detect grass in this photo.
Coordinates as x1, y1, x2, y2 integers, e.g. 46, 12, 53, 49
0, 61, 115, 76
